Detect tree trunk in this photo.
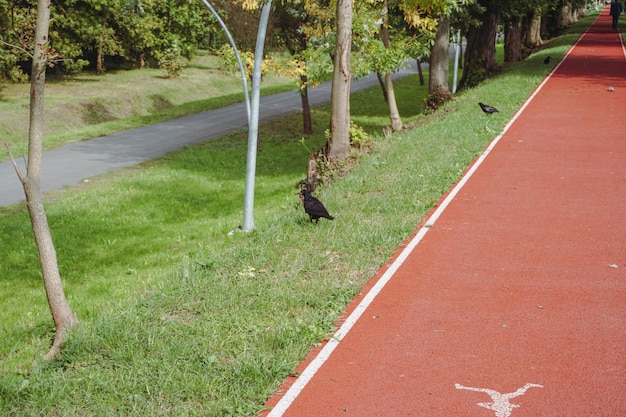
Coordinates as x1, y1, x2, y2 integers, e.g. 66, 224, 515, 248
380, 0, 402, 132
528, 10, 544, 46
384, 72, 402, 131
376, 72, 388, 102
326, 0, 352, 161
96, 33, 103, 75
558, 3, 578, 27
14, 0, 78, 361
520, 12, 533, 49
504, 16, 523, 62
299, 75, 312, 134
416, 59, 425, 86
429, 18, 450, 94
459, 1, 500, 89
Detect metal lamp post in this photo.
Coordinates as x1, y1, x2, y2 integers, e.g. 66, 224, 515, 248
200, 0, 273, 232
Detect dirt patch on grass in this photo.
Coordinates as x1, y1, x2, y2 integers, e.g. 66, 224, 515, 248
150, 95, 174, 112
80, 100, 117, 125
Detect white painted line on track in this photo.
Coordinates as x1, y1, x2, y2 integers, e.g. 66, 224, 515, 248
265, 18, 597, 417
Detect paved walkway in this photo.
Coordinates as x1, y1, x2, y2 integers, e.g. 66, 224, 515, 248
0, 62, 423, 207
263, 9, 626, 417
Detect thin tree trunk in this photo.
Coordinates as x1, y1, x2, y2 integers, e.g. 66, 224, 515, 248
12, 0, 78, 361
521, 12, 533, 49
384, 72, 402, 131
417, 59, 424, 86
326, 0, 352, 161
299, 75, 312, 134
380, 0, 402, 132
376, 72, 388, 101
96, 32, 103, 75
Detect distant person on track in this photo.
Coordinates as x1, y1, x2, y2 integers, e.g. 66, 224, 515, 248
610, 0, 623, 31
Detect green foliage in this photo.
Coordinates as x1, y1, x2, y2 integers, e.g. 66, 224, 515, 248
292, 48, 334, 89
216, 45, 248, 79
349, 121, 372, 149
359, 38, 410, 77
405, 27, 436, 61
215, 44, 245, 74
0, 54, 28, 82
0, 0, 212, 77
0, 5, 34, 81
156, 43, 189, 79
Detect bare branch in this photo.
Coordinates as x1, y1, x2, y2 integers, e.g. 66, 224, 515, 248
0, 39, 34, 58
5, 143, 26, 184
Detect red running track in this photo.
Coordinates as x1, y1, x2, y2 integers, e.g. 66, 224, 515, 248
263, 9, 626, 417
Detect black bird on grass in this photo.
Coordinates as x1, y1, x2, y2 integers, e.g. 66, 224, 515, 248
298, 189, 334, 223
544, 56, 551, 64
478, 102, 499, 114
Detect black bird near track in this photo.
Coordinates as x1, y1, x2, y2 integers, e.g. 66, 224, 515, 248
478, 102, 499, 114
544, 56, 551, 64
298, 189, 334, 223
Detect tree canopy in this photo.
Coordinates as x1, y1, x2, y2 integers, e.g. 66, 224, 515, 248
0, 0, 218, 79
1, 0, 590, 83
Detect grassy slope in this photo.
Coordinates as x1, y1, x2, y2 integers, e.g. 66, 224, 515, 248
0, 54, 294, 162
0, 15, 594, 416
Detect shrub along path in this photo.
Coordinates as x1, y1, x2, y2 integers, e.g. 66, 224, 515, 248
262, 9, 625, 417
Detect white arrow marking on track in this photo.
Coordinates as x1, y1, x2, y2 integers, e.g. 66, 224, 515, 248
455, 383, 543, 417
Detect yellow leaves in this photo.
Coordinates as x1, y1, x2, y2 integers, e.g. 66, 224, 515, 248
400, 2, 440, 30
273, 58, 307, 79
399, 0, 461, 29
238, 0, 267, 11
403, 12, 439, 31
216, 44, 302, 81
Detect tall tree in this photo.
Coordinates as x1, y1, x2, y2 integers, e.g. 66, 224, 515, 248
401, 0, 472, 103
51, 0, 125, 74
116, 0, 160, 69
458, 0, 501, 89
502, 0, 553, 63
273, 1, 315, 134
429, 17, 450, 94
351, 1, 408, 132
326, 0, 352, 161
377, 0, 403, 131
7, 0, 78, 361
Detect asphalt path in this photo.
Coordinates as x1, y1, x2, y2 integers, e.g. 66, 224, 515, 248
0, 61, 425, 207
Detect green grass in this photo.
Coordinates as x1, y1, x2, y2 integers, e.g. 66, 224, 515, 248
0, 14, 595, 416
